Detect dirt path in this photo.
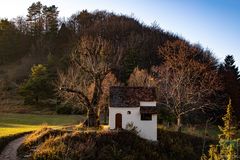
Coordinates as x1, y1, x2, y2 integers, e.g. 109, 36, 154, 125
0, 136, 25, 160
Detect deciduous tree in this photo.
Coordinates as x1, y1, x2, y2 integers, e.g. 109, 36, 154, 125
128, 67, 156, 87
57, 36, 122, 127
152, 40, 222, 130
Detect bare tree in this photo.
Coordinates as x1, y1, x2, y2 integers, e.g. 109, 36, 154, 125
152, 40, 222, 130
57, 36, 122, 127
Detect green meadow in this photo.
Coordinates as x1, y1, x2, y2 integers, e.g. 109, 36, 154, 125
0, 113, 85, 137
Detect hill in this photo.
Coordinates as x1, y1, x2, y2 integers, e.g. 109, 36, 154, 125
1, 2, 239, 124
0, 8, 221, 112
0, 9, 181, 83
18, 128, 216, 160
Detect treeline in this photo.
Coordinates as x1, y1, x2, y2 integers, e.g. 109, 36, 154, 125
0, 1, 240, 125
0, 1, 178, 80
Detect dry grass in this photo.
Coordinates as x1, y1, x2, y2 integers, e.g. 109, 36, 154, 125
23, 127, 53, 146
19, 128, 214, 160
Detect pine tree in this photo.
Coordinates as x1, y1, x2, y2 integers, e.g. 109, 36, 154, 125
19, 64, 55, 104
42, 5, 59, 36
27, 1, 44, 37
219, 55, 240, 123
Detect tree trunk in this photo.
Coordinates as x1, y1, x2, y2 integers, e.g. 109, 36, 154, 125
84, 107, 100, 127
177, 115, 182, 132
104, 105, 107, 124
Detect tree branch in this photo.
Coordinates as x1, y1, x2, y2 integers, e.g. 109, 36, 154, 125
59, 87, 91, 107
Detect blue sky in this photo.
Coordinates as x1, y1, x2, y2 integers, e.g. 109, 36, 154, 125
0, 0, 240, 67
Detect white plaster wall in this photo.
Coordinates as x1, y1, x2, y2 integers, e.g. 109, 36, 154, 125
140, 101, 156, 106
109, 107, 157, 141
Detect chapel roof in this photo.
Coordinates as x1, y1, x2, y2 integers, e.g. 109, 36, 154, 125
109, 86, 156, 107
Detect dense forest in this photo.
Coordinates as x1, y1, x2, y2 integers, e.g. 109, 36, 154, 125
0, 1, 240, 126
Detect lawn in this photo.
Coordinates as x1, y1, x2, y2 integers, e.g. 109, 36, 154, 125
0, 113, 86, 137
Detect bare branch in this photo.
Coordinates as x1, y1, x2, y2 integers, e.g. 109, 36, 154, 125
59, 87, 91, 107
151, 40, 222, 125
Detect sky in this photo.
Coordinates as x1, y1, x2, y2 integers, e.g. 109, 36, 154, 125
0, 0, 240, 67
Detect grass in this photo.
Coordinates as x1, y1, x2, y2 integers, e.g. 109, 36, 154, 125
183, 125, 220, 138
0, 113, 86, 137
0, 101, 57, 114
19, 128, 216, 160
158, 124, 220, 139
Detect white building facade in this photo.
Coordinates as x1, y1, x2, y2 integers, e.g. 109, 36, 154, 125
109, 87, 158, 141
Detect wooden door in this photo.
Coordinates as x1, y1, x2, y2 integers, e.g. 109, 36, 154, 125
115, 113, 122, 129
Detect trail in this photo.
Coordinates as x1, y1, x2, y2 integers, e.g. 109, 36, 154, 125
0, 136, 25, 160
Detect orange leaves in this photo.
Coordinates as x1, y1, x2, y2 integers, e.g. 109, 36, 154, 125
128, 67, 156, 87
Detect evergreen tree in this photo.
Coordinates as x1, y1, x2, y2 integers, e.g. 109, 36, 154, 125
19, 64, 54, 104
224, 56, 240, 79
27, 1, 44, 37
122, 48, 140, 82
54, 23, 75, 57
0, 19, 30, 64
42, 5, 59, 36
219, 55, 240, 123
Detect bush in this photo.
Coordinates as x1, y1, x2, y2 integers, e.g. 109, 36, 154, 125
157, 107, 175, 124
157, 129, 217, 160
56, 104, 72, 114
71, 106, 87, 115
56, 103, 87, 115
23, 96, 36, 105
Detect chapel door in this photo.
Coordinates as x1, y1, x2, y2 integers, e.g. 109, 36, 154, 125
115, 113, 122, 129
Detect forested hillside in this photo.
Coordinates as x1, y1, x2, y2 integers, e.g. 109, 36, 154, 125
0, 3, 178, 82
0, 1, 240, 125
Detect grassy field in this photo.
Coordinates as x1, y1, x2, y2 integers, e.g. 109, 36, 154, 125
0, 113, 86, 137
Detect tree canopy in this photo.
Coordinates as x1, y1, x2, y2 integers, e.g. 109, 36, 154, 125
57, 36, 121, 126
19, 64, 54, 104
